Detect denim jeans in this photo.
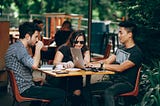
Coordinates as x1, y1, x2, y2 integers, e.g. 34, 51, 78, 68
83, 80, 134, 106
21, 86, 65, 106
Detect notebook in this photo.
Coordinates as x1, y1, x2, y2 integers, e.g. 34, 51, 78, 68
39, 65, 55, 71
70, 47, 85, 69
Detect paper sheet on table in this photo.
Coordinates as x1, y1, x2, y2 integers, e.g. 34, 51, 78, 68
65, 68, 81, 72
38, 65, 54, 71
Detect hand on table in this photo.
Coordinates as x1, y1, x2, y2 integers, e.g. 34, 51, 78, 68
62, 61, 74, 68
85, 62, 101, 68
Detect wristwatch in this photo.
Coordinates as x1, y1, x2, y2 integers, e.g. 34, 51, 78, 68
100, 62, 104, 69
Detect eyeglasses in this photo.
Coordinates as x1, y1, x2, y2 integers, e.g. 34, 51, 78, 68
74, 41, 85, 44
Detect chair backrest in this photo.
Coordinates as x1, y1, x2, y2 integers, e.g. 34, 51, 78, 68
91, 43, 111, 62
8, 69, 25, 102
120, 67, 142, 96
103, 43, 112, 59
7, 69, 50, 103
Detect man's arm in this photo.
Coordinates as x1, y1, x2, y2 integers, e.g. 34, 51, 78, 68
32, 41, 43, 69
104, 54, 116, 64
84, 50, 90, 64
104, 60, 135, 72
89, 54, 116, 67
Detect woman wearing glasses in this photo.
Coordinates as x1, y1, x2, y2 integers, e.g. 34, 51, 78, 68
54, 30, 90, 66
52, 30, 90, 106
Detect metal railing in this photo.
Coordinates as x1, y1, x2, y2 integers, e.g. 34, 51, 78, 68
1, 13, 119, 55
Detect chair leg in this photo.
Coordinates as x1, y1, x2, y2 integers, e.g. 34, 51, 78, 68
115, 96, 139, 106
12, 99, 16, 106
117, 97, 125, 106
92, 94, 104, 106
12, 99, 22, 106
124, 96, 139, 106
41, 102, 49, 106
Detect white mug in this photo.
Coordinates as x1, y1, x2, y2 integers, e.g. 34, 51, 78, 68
55, 64, 64, 69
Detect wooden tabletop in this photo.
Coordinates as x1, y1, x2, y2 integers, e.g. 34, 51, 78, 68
37, 69, 115, 77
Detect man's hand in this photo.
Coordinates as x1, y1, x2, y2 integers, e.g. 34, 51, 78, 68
85, 62, 101, 68
35, 41, 44, 50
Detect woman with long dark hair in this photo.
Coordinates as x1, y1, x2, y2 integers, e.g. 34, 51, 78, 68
53, 30, 90, 106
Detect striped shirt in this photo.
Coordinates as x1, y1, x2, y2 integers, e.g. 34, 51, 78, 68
5, 40, 35, 94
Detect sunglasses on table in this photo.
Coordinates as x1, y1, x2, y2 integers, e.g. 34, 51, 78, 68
74, 41, 85, 44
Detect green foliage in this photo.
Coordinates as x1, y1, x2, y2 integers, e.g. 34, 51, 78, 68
113, 0, 160, 31
1, 0, 124, 22
136, 29, 160, 66
114, 0, 160, 61
140, 60, 160, 106
0, 0, 13, 8
92, 0, 123, 21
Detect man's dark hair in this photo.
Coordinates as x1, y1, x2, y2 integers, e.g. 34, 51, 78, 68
119, 21, 137, 39
19, 22, 41, 39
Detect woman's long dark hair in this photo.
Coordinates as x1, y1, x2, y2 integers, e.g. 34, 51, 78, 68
65, 30, 89, 54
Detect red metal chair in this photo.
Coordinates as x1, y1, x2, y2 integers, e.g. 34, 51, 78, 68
116, 67, 142, 106
91, 43, 112, 62
91, 67, 142, 106
7, 69, 50, 106
120, 67, 142, 97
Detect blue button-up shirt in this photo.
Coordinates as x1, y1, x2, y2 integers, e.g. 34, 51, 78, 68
5, 40, 35, 94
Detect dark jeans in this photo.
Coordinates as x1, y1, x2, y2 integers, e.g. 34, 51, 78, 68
83, 80, 134, 106
68, 94, 83, 106
47, 76, 83, 106
21, 86, 65, 106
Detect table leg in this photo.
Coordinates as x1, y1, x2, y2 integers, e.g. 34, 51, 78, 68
85, 75, 91, 86
65, 77, 69, 106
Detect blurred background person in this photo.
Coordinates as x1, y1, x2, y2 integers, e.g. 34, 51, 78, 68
32, 19, 48, 85
54, 20, 73, 47
33, 19, 44, 42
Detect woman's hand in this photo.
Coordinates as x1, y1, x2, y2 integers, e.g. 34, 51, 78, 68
62, 61, 74, 68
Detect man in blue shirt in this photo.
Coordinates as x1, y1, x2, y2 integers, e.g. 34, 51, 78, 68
5, 22, 65, 106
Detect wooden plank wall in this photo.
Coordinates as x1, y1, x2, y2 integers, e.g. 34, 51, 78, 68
0, 21, 9, 81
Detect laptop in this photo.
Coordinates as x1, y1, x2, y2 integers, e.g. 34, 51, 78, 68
70, 47, 104, 72
70, 47, 85, 69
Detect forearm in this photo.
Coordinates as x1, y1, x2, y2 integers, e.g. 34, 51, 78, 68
53, 60, 62, 65
84, 50, 90, 64
103, 64, 123, 72
32, 41, 44, 69
32, 49, 41, 69
104, 54, 116, 64
53, 51, 64, 65
103, 60, 135, 72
